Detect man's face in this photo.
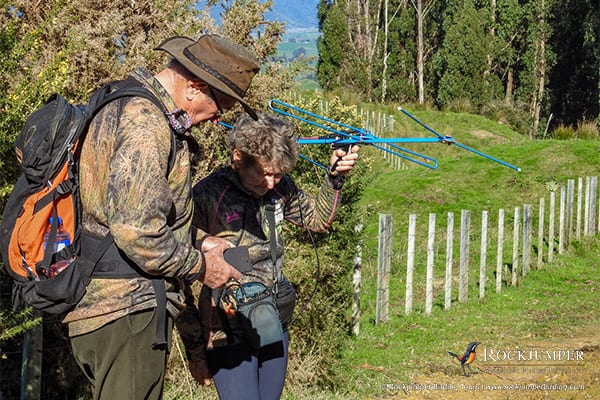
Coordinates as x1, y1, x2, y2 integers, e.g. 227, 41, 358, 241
187, 84, 237, 125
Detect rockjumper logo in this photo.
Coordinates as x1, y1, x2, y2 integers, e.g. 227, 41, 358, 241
483, 348, 584, 363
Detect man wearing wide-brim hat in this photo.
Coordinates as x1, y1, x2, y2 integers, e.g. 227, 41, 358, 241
65, 34, 259, 400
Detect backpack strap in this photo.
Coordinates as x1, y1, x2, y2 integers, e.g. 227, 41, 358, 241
264, 200, 280, 292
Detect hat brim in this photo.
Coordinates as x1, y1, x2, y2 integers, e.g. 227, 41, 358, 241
155, 37, 257, 120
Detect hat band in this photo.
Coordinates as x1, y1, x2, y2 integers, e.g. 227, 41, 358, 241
183, 48, 245, 98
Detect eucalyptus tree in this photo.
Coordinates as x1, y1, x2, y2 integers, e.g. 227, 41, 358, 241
410, 0, 435, 104
317, 0, 385, 101
434, 0, 501, 111
317, 0, 349, 90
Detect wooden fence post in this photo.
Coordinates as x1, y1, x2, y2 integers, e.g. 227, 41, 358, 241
21, 318, 42, 400
376, 214, 392, 323
458, 210, 470, 303
567, 179, 575, 245
479, 211, 488, 299
537, 197, 545, 269
558, 186, 567, 254
548, 191, 556, 263
406, 214, 416, 315
559, 186, 566, 254
522, 204, 532, 276
591, 176, 598, 234
596, 177, 600, 232
496, 209, 505, 292
512, 207, 520, 286
576, 177, 583, 239
584, 176, 591, 235
444, 212, 454, 309
425, 213, 435, 315
351, 224, 363, 336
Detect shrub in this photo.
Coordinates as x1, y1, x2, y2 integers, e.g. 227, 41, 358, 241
444, 98, 476, 114
551, 124, 577, 140
481, 100, 532, 136
576, 120, 599, 140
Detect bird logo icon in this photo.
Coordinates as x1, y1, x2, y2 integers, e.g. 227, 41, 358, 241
448, 341, 480, 376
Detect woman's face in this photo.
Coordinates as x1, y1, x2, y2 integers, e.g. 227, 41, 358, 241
233, 151, 283, 197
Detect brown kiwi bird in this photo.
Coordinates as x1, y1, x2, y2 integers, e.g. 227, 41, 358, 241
448, 341, 480, 376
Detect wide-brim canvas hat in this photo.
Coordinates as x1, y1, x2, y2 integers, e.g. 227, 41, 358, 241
155, 35, 260, 120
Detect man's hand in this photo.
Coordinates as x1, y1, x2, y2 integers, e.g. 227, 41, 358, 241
202, 240, 242, 288
329, 144, 360, 177
189, 359, 212, 386
198, 236, 242, 288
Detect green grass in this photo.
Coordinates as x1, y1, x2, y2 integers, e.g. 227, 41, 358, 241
314, 109, 600, 399
332, 239, 600, 399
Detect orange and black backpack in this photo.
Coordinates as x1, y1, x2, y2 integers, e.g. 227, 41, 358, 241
0, 80, 174, 316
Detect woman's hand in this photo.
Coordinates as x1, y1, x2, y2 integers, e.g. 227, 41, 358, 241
329, 144, 360, 177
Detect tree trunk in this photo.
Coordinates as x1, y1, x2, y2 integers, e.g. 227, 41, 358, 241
486, 0, 496, 77
505, 66, 514, 104
382, 0, 389, 102
416, 0, 425, 104
347, 0, 383, 101
532, 0, 547, 138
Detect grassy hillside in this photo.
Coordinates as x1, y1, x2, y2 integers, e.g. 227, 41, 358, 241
305, 109, 600, 399
356, 107, 598, 244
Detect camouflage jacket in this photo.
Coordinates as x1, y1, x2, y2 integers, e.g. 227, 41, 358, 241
62, 67, 203, 336
176, 165, 342, 359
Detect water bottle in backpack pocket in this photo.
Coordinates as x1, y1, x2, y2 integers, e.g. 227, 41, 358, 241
42, 216, 73, 278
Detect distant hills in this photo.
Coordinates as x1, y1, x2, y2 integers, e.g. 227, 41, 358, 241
266, 0, 319, 32
198, 0, 319, 32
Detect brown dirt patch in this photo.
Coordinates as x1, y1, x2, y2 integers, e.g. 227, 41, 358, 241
382, 325, 599, 399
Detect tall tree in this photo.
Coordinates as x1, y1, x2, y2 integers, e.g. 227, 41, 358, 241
435, 1, 501, 110
529, 0, 550, 136
348, 0, 384, 99
381, 0, 408, 102
411, 0, 434, 104
317, 0, 351, 90
318, 0, 384, 100
493, 0, 527, 104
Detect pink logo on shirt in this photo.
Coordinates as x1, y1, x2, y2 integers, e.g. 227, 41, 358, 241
226, 211, 240, 224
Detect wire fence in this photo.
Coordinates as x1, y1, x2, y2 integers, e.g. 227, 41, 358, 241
350, 176, 598, 334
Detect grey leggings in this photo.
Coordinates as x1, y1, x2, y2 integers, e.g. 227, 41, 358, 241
207, 331, 289, 400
